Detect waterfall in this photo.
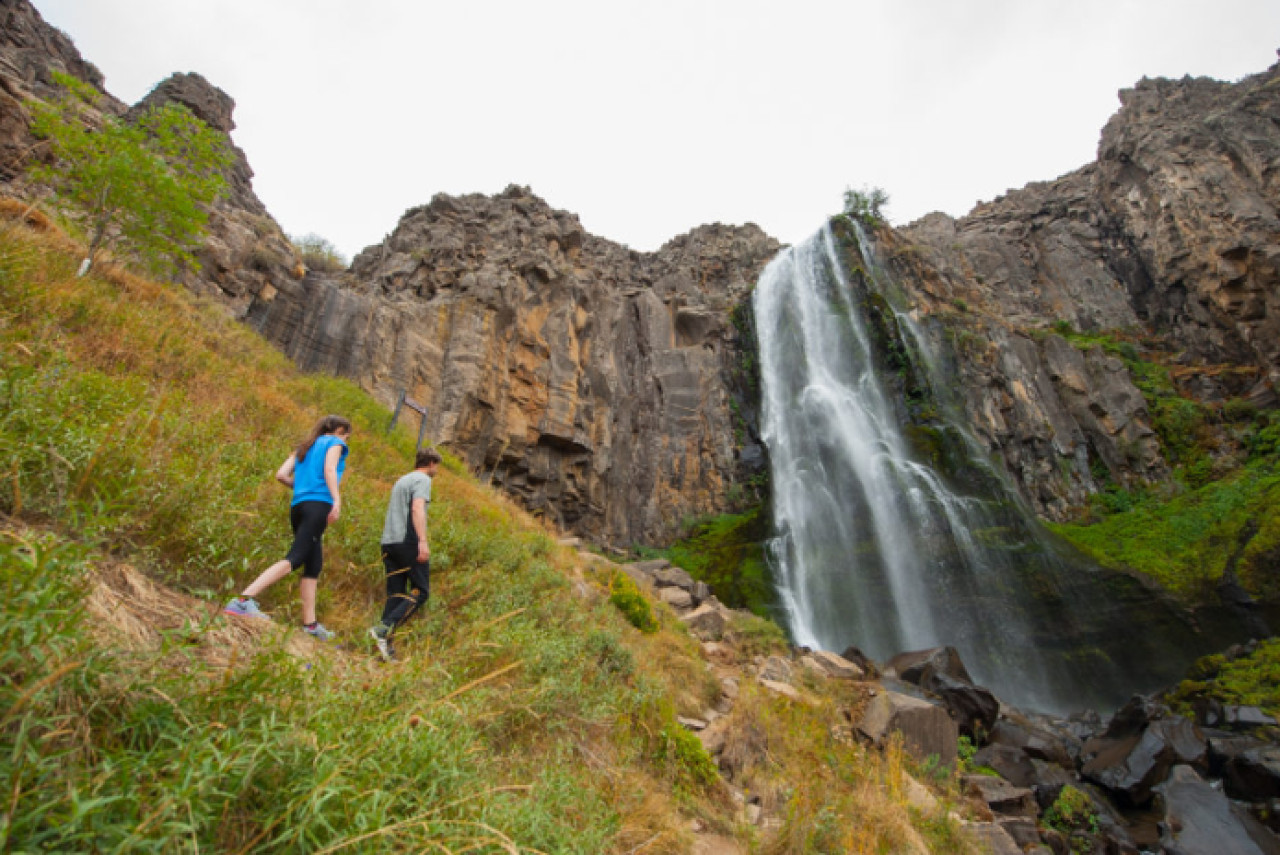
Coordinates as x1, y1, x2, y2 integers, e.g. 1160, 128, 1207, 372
753, 221, 1220, 712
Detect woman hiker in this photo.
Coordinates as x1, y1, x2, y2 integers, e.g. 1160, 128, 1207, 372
369, 447, 442, 661
224, 414, 352, 640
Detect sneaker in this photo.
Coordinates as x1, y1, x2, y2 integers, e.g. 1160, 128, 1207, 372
302, 622, 335, 641
369, 624, 393, 662
224, 597, 268, 619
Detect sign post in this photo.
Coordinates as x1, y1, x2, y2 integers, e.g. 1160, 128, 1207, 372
388, 390, 430, 455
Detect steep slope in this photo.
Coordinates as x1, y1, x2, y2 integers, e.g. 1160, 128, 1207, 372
0, 213, 987, 854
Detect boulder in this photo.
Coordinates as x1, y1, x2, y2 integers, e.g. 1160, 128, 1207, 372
1079, 713, 1206, 807
759, 655, 793, 683
963, 775, 1037, 818
681, 603, 728, 641
925, 671, 999, 740
804, 650, 865, 680
658, 587, 694, 610
961, 822, 1022, 855
839, 645, 879, 678
1104, 694, 1170, 738
972, 744, 1037, 788
1082, 728, 1174, 806
857, 691, 959, 766
886, 646, 974, 685
990, 717, 1073, 768
652, 565, 695, 590
1156, 765, 1273, 855
1225, 706, 1280, 730
1222, 746, 1280, 803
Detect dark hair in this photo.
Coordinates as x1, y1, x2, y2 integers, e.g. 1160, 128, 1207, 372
416, 447, 443, 469
297, 414, 352, 462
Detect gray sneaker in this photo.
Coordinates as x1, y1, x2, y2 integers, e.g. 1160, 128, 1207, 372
369, 624, 393, 662
303, 622, 335, 641
224, 597, 268, 619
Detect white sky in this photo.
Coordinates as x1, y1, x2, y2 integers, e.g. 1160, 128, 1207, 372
30, 1, 1280, 261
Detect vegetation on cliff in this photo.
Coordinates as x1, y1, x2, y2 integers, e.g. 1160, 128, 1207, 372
0, 214, 980, 852
1044, 325, 1280, 603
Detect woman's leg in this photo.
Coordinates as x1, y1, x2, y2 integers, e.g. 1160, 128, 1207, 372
241, 559, 291, 597
299, 576, 319, 625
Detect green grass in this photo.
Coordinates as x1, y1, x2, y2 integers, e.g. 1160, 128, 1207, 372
0, 219, 984, 853
648, 508, 776, 616
1040, 325, 1280, 602
1049, 459, 1280, 600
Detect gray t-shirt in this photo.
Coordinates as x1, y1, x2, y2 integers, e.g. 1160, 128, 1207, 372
381, 470, 432, 545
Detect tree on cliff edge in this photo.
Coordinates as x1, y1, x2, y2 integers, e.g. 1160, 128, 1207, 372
27, 71, 232, 276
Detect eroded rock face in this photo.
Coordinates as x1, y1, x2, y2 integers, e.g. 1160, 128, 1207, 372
0, 1, 302, 316
246, 186, 779, 546
896, 60, 1280, 521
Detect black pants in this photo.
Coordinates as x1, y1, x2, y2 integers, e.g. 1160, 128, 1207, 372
286, 501, 331, 579
380, 542, 430, 632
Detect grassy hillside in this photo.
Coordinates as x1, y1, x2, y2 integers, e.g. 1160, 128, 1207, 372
0, 213, 977, 853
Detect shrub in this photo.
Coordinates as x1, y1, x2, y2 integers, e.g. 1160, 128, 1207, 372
290, 232, 347, 273
609, 572, 657, 633
1043, 785, 1099, 837
842, 186, 890, 229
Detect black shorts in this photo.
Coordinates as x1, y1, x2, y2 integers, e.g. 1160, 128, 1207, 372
285, 501, 331, 579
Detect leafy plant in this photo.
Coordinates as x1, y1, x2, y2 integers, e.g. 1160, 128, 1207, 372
27, 71, 232, 276
609, 571, 658, 633
842, 185, 890, 229
290, 232, 347, 273
1043, 785, 1099, 839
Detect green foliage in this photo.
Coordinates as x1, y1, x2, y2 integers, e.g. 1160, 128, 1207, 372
1051, 460, 1280, 600
654, 725, 719, 792
608, 572, 658, 633
1043, 786, 1099, 840
27, 71, 232, 275
842, 185, 890, 229
1167, 639, 1280, 719
728, 610, 790, 659
663, 508, 776, 615
290, 232, 348, 273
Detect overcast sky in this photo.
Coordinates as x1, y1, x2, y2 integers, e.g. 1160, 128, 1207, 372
31, 1, 1280, 261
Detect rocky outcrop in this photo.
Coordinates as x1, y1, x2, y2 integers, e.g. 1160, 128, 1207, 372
894, 60, 1280, 521
246, 187, 779, 546
0, 0, 301, 315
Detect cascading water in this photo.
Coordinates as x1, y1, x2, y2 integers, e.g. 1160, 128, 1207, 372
753, 220, 1233, 712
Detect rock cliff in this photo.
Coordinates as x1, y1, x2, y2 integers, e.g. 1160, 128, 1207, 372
4, 0, 1277, 547
245, 187, 780, 546
889, 60, 1280, 521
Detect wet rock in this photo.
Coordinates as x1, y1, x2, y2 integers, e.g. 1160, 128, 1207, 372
839, 645, 880, 678
972, 744, 1037, 788
886, 646, 974, 684
1222, 745, 1280, 803
1156, 765, 1274, 855
925, 671, 1000, 740
1082, 729, 1174, 806
990, 716, 1075, 768
1225, 706, 1280, 731
857, 691, 959, 766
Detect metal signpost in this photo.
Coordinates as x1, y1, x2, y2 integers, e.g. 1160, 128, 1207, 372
388, 390, 430, 455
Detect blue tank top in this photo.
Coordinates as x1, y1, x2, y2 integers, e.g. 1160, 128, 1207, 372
292, 434, 348, 505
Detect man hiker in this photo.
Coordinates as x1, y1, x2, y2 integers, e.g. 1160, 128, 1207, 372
370, 447, 442, 661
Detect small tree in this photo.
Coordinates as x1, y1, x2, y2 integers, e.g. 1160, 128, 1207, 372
290, 232, 348, 273
27, 71, 233, 276
842, 185, 890, 229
